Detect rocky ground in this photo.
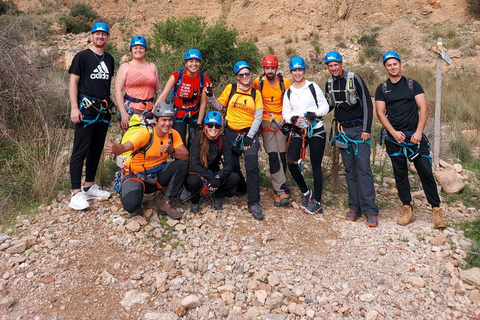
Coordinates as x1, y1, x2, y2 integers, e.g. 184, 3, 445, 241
1, 175, 480, 319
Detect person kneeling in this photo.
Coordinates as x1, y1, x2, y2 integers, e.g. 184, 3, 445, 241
186, 111, 239, 213
106, 101, 189, 220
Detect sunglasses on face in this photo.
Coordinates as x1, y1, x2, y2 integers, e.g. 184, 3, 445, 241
237, 72, 251, 78
206, 124, 222, 129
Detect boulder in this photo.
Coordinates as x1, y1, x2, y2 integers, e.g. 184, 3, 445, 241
435, 170, 464, 194
460, 268, 480, 289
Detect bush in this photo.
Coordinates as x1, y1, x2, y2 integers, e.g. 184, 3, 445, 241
0, 16, 70, 221
358, 32, 381, 62
468, 0, 480, 18
149, 16, 261, 88
59, 3, 100, 34
0, 0, 17, 15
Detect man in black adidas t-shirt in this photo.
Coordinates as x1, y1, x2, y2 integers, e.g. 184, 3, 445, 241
68, 22, 115, 211
375, 51, 446, 229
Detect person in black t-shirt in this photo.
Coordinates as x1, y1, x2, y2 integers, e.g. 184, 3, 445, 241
375, 51, 446, 229
324, 51, 379, 227
68, 22, 115, 211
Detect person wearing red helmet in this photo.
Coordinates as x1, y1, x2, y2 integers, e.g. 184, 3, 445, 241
253, 55, 292, 207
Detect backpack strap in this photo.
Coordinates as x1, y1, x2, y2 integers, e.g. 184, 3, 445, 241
406, 77, 414, 93
226, 84, 257, 106
277, 73, 285, 101
258, 76, 265, 93
308, 83, 318, 107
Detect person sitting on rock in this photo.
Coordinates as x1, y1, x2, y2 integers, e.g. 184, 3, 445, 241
106, 101, 189, 220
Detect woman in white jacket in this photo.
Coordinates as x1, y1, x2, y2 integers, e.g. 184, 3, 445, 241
282, 56, 330, 215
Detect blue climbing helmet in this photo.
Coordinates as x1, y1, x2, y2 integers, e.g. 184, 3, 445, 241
91, 22, 109, 35
383, 51, 401, 64
324, 51, 343, 64
289, 56, 306, 70
184, 49, 202, 61
130, 36, 147, 48
204, 111, 223, 126
233, 61, 250, 75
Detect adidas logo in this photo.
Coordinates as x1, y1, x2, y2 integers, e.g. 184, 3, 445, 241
90, 61, 110, 80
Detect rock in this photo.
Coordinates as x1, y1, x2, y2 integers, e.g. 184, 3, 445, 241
430, 234, 447, 246
255, 290, 268, 304
421, 6, 433, 15
378, 247, 387, 255
38, 277, 55, 284
360, 293, 375, 302
366, 309, 379, 320
447, 49, 463, 58
20, 235, 37, 248
218, 285, 235, 293
266, 297, 283, 309
409, 277, 425, 287
268, 274, 280, 287
435, 170, 464, 194
461, 129, 478, 140
126, 221, 141, 232
306, 308, 315, 318
453, 163, 463, 173
120, 290, 149, 309
180, 295, 200, 309
0, 234, 10, 243
337, 2, 348, 19
0, 296, 15, 309
175, 305, 186, 317
144, 312, 178, 320
6, 242, 26, 254
460, 268, 480, 289
263, 314, 285, 320
445, 262, 455, 274
468, 290, 480, 305
439, 160, 454, 170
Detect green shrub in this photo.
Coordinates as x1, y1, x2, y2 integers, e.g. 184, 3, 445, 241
467, 0, 480, 18
0, 0, 17, 15
459, 219, 480, 268
59, 3, 100, 34
149, 16, 260, 87
450, 136, 474, 163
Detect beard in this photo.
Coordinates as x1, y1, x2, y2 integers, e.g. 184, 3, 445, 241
265, 73, 275, 81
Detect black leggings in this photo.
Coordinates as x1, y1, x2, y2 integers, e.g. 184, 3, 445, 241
70, 121, 109, 190
287, 128, 326, 202
173, 113, 199, 149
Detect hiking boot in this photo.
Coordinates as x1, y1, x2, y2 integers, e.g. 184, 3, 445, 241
212, 197, 222, 210
366, 215, 378, 227
397, 205, 414, 226
303, 199, 322, 214
274, 193, 290, 207
432, 207, 447, 229
69, 192, 89, 210
248, 203, 264, 220
191, 203, 201, 214
300, 190, 312, 210
82, 185, 111, 200
158, 198, 182, 220
345, 208, 360, 221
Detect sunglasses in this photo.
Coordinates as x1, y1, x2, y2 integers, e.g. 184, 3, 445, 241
237, 72, 251, 78
206, 124, 222, 129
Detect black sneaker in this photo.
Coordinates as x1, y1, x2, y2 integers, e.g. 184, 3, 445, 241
300, 190, 312, 210
303, 199, 322, 215
191, 203, 201, 214
248, 203, 264, 220
212, 196, 222, 210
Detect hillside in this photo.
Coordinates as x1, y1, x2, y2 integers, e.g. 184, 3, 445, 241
14, 0, 480, 74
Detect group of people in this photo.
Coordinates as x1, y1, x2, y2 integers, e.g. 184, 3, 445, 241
67, 22, 447, 229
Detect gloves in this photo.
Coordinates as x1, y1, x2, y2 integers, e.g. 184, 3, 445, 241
291, 116, 299, 125
205, 85, 213, 97
210, 176, 221, 189
243, 136, 254, 147
197, 123, 204, 130
306, 112, 317, 122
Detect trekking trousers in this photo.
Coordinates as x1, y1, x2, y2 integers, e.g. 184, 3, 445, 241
339, 126, 379, 216
261, 120, 290, 195
385, 138, 440, 207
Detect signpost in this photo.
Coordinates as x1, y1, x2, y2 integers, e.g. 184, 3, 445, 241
433, 38, 451, 167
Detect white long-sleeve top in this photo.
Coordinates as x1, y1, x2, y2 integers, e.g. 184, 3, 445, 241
282, 80, 330, 129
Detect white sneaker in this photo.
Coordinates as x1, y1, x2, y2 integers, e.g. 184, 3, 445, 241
69, 192, 89, 210
82, 185, 111, 200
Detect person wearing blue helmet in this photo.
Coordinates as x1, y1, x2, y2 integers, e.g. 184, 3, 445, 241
282, 56, 329, 215
67, 22, 115, 210
155, 48, 211, 148
185, 111, 239, 213
206, 61, 265, 220
114, 36, 162, 165
375, 51, 446, 229
324, 51, 379, 227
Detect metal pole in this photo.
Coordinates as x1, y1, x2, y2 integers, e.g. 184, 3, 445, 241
434, 37, 442, 168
